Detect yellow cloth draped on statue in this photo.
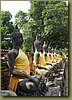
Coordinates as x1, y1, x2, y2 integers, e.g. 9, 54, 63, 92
33, 52, 49, 74
46, 53, 54, 63
8, 49, 30, 92
55, 54, 64, 61
46, 53, 51, 63
38, 52, 46, 66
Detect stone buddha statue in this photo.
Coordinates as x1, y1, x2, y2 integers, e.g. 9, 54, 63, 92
33, 35, 50, 76
43, 41, 47, 59
7, 27, 39, 96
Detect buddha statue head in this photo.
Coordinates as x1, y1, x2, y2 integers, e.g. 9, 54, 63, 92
11, 26, 23, 48
42, 41, 47, 52
34, 35, 41, 52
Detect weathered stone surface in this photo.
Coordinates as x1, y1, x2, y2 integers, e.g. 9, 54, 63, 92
48, 86, 61, 96
1, 50, 68, 96
1, 90, 17, 96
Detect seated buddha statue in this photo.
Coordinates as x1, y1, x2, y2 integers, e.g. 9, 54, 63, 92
42, 42, 54, 70
33, 36, 50, 76
7, 27, 39, 95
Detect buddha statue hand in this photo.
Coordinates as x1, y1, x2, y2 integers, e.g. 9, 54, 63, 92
35, 74, 45, 82
29, 76, 39, 89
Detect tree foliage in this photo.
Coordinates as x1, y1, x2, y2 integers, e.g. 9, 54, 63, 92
1, 1, 68, 52
1, 11, 14, 49
14, 11, 28, 29
42, 1, 68, 49
22, 1, 47, 52
22, 1, 68, 51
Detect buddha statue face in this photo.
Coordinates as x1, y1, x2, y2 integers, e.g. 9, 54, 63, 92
48, 47, 52, 53
43, 41, 47, 52
11, 29, 23, 47
38, 43, 41, 51
16, 33, 23, 46
34, 37, 41, 52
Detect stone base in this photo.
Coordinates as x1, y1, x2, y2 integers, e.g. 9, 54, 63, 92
1, 90, 17, 96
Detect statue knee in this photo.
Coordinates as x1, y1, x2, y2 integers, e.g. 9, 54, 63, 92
26, 82, 37, 92
16, 80, 37, 93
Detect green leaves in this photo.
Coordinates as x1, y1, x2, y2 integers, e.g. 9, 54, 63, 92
1, 11, 14, 49
14, 11, 28, 29
42, 1, 68, 49
22, 1, 68, 51
1, 1, 68, 52
1, 11, 12, 26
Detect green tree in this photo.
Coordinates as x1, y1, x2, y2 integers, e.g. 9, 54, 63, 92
29, 1, 68, 50
22, 20, 37, 52
1, 11, 14, 49
42, 1, 68, 49
22, 1, 48, 52
29, 1, 47, 35
14, 11, 28, 29
14, 1, 68, 52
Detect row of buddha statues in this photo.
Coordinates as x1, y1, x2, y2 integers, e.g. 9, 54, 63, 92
32, 34, 65, 75
4, 28, 66, 96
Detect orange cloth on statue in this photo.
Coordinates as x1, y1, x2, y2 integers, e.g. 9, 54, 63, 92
55, 54, 62, 60
8, 49, 30, 92
33, 52, 47, 74
46, 53, 51, 63
38, 52, 46, 66
46, 53, 54, 63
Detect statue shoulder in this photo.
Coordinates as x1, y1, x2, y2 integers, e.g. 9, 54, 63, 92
34, 51, 40, 58
43, 52, 47, 55
7, 49, 18, 59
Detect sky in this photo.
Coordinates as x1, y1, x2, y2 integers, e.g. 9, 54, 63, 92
1, 1, 68, 23
1, 1, 31, 23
